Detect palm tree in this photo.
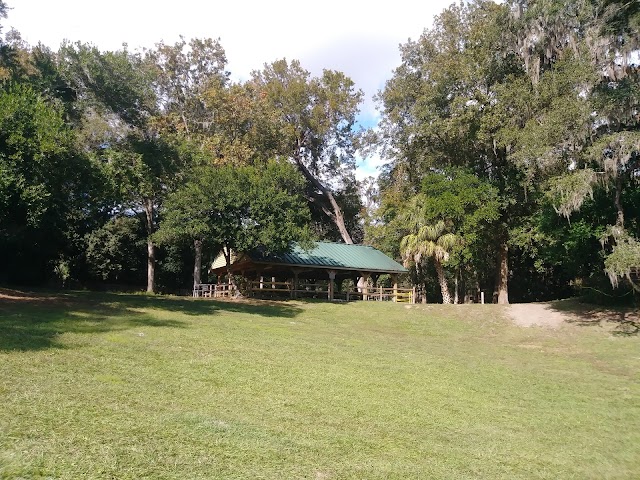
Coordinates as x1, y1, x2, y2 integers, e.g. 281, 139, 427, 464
400, 220, 459, 304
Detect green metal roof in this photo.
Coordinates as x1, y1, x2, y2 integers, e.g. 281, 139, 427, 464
250, 242, 408, 274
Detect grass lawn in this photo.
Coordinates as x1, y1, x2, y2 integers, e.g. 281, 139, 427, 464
1, 289, 639, 479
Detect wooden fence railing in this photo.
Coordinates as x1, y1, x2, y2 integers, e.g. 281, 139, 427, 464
193, 283, 238, 298
344, 287, 414, 303
248, 280, 292, 292
194, 283, 414, 303
246, 281, 329, 298
246, 281, 414, 303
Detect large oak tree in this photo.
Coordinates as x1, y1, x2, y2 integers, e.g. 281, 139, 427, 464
249, 59, 363, 244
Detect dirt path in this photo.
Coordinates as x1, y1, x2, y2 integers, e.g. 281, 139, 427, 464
508, 302, 569, 328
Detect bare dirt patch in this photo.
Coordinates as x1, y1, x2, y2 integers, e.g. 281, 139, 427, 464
0, 288, 70, 305
1, 288, 49, 301
508, 303, 568, 328
508, 299, 640, 334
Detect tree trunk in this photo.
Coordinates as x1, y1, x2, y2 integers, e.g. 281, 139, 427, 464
614, 174, 624, 228
416, 263, 427, 303
143, 198, 156, 293
193, 238, 203, 288
495, 242, 509, 304
454, 271, 459, 304
147, 238, 155, 293
330, 196, 354, 244
294, 154, 353, 244
435, 261, 451, 304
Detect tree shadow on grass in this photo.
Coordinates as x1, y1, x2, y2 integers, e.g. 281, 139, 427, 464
549, 298, 640, 336
0, 288, 303, 352
69, 290, 305, 319
203, 297, 307, 318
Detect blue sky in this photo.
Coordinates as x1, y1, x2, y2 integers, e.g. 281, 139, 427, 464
5, 0, 452, 178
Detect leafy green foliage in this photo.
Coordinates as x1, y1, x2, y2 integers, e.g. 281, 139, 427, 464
59, 42, 157, 129
85, 216, 146, 283
0, 84, 69, 226
419, 171, 500, 255
602, 226, 640, 292
244, 161, 314, 254
0, 83, 95, 283
155, 161, 312, 278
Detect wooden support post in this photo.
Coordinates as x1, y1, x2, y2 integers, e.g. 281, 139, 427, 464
392, 274, 398, 302
291, 270, 300, 299
359, 272, 370, 301
328, 270, 336, 301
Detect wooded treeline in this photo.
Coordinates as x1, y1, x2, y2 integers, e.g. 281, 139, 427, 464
0, 1, 362, 293
1, 0, 638, 302
369, 0, 639, 303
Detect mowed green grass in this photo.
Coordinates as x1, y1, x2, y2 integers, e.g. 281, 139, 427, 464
1, 291, 639, 479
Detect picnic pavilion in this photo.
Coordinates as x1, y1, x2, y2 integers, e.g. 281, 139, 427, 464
194, 241, 413, 303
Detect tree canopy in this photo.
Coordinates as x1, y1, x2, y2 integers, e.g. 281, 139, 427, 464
371, 0, 639, 302
155, 161, 311, 285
